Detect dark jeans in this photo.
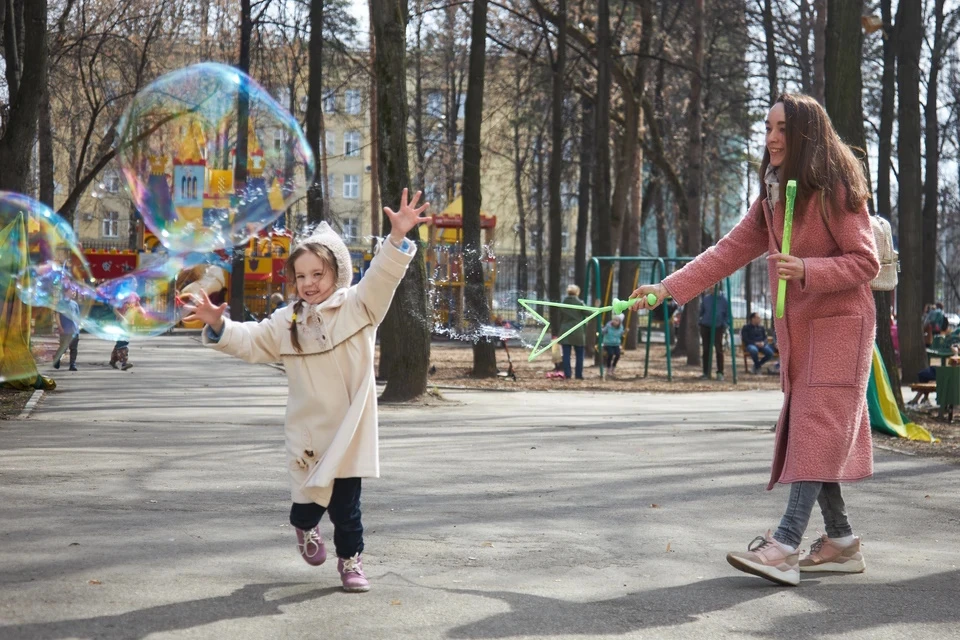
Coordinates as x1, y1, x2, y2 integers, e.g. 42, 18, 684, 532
54, 334, 79, 366
562, 344, 584, 379
773, 481, 853, 549
699, 325, 725, 376
289, 477, 364, 558
603, 345, 621, 369
746, 343, 776, 368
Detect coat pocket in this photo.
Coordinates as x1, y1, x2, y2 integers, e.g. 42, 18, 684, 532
807, 316, 863, 387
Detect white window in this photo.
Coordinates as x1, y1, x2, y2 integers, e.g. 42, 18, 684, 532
322, 91, 336, 114
273, 128, 283, 152
327, 174, 337, 199
343, 174, 360, 199
427, 91, 443, 118
342, 217, 359, 243
103, 171, 121, 194
344, 131, 361, 157
457, 93, 466, 119
344, 89, 361, 115
562, 229, 569, 250
325, 131, 336, 156
102, 211, 120, 238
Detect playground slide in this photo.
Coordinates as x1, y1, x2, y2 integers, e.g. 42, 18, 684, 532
867, 344, 937, 442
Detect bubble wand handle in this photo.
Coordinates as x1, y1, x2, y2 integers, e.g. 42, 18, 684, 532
775, 179, 798, 319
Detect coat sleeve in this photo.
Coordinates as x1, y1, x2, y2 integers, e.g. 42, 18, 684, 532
799, 202, 880, 294
350, 237, 417, 326
201, 312, 284, 364
662, 197, 769, 305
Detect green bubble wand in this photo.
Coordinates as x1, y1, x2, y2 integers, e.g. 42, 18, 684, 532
775, 179, 798, 319
517, 293, 658, 361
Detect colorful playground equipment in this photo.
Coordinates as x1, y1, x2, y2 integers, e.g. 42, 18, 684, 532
423, 197, 497, 332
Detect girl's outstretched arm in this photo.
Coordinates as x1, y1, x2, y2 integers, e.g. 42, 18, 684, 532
183, 290, 282, 363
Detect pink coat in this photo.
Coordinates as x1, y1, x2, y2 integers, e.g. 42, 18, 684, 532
663, 192, 880, 489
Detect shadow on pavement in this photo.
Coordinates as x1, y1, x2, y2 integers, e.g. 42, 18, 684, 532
0, 582, 339, 640
444, 569, 960, 639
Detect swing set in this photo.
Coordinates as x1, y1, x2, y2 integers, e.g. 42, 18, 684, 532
583, 256, 738, 382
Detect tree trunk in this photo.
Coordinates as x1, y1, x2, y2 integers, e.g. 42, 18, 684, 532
547, 0, 566, 330
369, 1, 380, 242
895, 0, 925, 384
825, 0, 903, 407
535, 132, 546, 301
0, 0, 46, 193
683, 0, 704, 368
38, 82, 54, 207
621, 135, 642, 351
798, 0, 812, 93
921, 0, 945, 307
461, 0, 496, 377
305, 0, 325, 225
230, 0, 252, 323
593, 0, 613, 274
513, 76, 529, 311
762, 0, 778, 104
813, 0, 826, 104
876, 0, 895, 218
372, 0, 430, 401
412, 0, 426, 188
574, 95, 593, 288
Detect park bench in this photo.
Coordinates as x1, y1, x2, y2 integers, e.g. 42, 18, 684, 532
907, 382, 937, 406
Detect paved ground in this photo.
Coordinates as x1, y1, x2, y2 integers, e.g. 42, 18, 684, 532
1, 335, 958, 640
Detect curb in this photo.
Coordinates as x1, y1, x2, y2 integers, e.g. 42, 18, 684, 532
17, 389, 44, 419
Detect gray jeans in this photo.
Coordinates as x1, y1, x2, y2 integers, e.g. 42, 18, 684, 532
773, 481, 853, 549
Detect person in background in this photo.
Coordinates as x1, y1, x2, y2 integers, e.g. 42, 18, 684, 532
53, 288, 80, 372
558, 284, 588, 380
699, 288, 729, 380
601, 314, 625, 378
741, 312, 776, 374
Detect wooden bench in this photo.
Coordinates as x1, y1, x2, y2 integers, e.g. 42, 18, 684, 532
742, 339, 779, 373
908, 382, 937, 406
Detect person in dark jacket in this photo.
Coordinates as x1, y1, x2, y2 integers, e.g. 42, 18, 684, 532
699, 289, 729, 380
559, 284, 588, 380
741, 312, 776, 373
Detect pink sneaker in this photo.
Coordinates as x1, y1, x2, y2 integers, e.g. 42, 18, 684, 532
800, 534, 866, 573
295, 526, 327, 566
338, 554, 370, 592
726, 530, 800, 586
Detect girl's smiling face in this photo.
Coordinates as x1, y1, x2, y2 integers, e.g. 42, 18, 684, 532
294, 251, 337, 304
765, 102, 787, 168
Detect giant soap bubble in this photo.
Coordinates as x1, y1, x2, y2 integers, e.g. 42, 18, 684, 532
116, 62, 315, 253
1, 191, 95, 324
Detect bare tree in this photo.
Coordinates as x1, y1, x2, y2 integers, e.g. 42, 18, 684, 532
372, 0, 430, 401
896, 0, 925, 384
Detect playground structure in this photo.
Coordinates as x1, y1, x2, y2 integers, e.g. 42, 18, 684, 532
583, 256, 738, 381
423, 197, 497, 333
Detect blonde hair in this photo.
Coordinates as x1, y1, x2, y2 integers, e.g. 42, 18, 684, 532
566, 284, 580, 296
285, 243, 338, 353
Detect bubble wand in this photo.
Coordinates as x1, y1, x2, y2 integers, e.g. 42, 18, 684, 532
518, 293, 658, 361
775, 179, 798, 319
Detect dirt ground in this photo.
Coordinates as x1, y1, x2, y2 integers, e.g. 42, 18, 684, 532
0, 388, 33, 420
421, 339, 783, 392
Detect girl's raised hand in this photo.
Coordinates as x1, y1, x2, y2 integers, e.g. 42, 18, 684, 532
181, 289, 228, 333
384, 188, 431, 244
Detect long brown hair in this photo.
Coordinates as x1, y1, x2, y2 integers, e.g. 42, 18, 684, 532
759, 93, 870, 217
284, 242, 338, 353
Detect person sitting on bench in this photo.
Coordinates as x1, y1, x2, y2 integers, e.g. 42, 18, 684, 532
741, 312, 776, 374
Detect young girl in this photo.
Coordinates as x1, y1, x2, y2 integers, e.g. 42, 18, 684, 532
183, 189, 429, 592
601, 314, 624, 377
632, 94, 879, 586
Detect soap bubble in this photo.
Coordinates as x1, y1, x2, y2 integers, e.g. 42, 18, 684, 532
116, 62, 315, 253
1, 192, 95, 323
77, 254, 183, 340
